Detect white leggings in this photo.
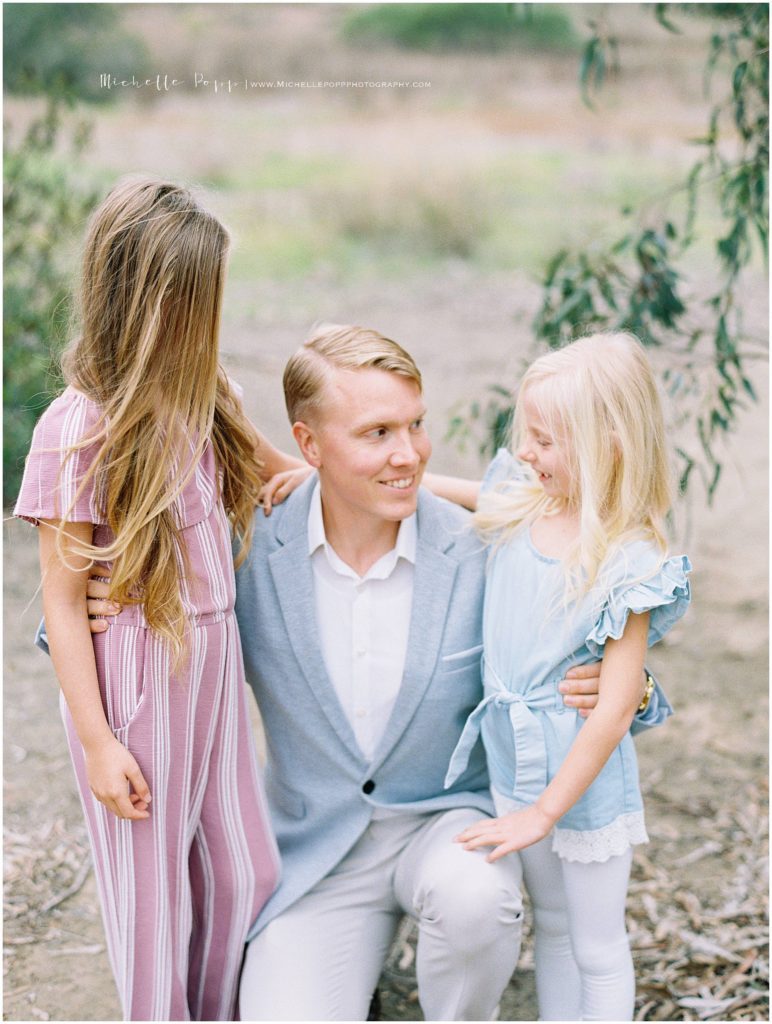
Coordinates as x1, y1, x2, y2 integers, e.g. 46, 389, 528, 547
494, 792, 635, 1021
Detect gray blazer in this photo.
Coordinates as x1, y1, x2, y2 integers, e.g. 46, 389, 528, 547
235, 478, 494, 937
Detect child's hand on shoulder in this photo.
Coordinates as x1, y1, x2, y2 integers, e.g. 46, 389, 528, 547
454, 805, 555, 861
258, 465, 314, 516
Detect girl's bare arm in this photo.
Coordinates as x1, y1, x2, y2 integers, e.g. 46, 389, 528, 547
422, 472, 480, 511
535, 611, 649, 819
39, 519, 151, 820
255, 431, 305, 478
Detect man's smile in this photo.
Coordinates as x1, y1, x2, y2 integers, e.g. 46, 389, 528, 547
380, 476, 416, 490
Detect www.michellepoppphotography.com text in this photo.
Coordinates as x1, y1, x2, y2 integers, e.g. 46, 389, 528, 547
99, 73, 432, 93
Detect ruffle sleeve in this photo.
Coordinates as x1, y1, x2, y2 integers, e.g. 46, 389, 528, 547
13, 388, 108, 526
481, 447, 532, 495
586, 551, 692, 654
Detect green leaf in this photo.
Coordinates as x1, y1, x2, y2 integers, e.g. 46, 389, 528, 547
552, 287, 592, 324
579, 33, 612, 107
676, 448, 695, 495
597, 276, 619, 310
654, 4, 681, 34
707, 460, 722, 503
733, 60, 748, 96
543, 249, 568, 286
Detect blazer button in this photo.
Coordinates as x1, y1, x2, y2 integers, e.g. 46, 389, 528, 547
362, 780, 375, 794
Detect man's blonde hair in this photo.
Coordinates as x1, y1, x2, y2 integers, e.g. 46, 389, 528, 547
283, 324, 422, 424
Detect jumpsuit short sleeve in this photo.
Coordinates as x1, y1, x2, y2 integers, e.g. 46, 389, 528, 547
13, 388, 108, 526
586, 549, 692, 655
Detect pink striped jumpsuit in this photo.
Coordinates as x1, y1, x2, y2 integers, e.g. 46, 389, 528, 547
15, 386, 280, 1021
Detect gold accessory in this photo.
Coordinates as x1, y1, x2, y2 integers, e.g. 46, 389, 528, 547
638, 672, 655, 713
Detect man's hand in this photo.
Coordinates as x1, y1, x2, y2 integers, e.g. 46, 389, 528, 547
560, 662, 649, 718
86, 575, 119, 633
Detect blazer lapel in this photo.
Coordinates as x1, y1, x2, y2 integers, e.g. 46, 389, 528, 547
368, 492, 460, 771
269, 483, 363, 760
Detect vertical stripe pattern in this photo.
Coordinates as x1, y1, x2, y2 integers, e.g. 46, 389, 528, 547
62, 614, 279, 1022
16, 387, 280, 1021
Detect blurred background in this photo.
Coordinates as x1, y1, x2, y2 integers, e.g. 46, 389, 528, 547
4, 4, 768, 1021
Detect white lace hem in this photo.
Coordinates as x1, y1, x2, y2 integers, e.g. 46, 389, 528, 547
552, 811, 648, 863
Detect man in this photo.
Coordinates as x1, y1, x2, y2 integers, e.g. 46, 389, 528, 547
234, 325, 669, 1020
81, 325, 668, 1020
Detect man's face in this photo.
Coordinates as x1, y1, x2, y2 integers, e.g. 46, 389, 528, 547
302, 366, 432, 525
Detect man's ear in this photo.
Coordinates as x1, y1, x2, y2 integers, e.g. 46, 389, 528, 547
292, 420, 322, 469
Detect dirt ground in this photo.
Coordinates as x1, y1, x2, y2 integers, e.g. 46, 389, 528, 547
3, 5, 768, 1021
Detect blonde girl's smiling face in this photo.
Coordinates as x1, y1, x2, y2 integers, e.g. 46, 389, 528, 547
516, 389, 575, 504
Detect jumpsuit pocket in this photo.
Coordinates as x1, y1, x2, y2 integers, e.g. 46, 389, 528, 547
93, 622, 150, 737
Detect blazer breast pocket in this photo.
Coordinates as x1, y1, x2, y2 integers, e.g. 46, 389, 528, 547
440, 643, 484, 675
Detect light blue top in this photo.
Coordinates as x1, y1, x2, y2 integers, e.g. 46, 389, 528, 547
445, 449, 691, 862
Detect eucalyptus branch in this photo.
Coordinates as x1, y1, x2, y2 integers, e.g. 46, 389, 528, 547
452, 3, 768, 504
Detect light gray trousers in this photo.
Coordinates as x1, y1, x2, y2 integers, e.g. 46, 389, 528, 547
239, 807, 524, 1021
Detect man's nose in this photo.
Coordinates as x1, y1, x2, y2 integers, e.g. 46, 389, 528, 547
389, 432, 421, 466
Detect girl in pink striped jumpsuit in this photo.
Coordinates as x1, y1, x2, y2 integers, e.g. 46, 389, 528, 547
14, 178, 292, 1021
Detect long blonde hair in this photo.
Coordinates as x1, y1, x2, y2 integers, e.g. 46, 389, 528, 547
56, 176, 263, 659
474, 333, 673, 602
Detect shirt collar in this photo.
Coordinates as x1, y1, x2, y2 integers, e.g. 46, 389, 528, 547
307, 482, 417, 581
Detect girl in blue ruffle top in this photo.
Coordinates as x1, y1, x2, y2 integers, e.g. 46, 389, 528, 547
441, 332, 691, 1021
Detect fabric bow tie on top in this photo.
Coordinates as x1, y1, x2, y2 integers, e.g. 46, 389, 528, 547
444, 658, 555, 804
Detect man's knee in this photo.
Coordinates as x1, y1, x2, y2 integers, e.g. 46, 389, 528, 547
413, 853, 523, 947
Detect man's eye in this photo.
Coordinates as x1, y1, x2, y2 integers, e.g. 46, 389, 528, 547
367, 427, 387, 439
410, 419, 424, 431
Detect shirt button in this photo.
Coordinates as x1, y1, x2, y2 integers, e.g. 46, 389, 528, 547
362, 780, 375, 794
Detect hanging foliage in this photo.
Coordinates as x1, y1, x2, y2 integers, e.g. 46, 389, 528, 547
450, 3, 768, 501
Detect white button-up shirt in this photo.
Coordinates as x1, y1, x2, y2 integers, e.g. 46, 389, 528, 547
307, 482, 416, 763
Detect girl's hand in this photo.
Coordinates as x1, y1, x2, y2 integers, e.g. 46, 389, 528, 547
454, 805, 554, 862
84, 734, 152, 820
258, 465, 314, 516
